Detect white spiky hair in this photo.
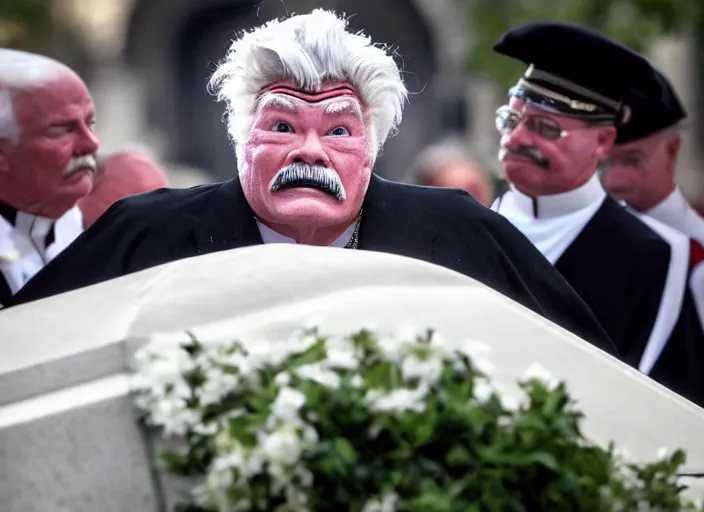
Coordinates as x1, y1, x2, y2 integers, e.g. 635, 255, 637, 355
0, 49, 77, 144
208, 9, 408, 167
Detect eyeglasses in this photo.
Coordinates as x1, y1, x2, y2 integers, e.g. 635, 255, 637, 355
495, 105, 570, 140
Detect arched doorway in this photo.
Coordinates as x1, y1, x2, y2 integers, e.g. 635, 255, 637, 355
173, 4, 259, 182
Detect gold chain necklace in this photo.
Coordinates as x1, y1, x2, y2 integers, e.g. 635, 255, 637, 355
344, 209, 363, 250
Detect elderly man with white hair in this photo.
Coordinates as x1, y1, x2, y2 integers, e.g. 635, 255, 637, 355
0, 49, 99, 306
6, 10, 615, 354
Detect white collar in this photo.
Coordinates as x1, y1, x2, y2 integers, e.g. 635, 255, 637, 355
256, 219, 357, 248
509, 174, 606, 219
646, 187, 690, 226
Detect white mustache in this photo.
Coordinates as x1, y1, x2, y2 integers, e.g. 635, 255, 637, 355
269, 162, 346, 201
64, 154, 97, 176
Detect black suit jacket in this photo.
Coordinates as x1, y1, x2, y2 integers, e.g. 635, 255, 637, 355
6, 174, 617, 355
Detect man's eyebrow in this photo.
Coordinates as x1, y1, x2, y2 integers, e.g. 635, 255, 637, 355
323, 99, 362, 116
258, 94, 298, 113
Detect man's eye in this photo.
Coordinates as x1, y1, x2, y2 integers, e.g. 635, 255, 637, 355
329, 127, 349, 136
273, 122, 293, 133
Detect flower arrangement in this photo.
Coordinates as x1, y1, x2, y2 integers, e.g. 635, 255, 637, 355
132, 326, 702, 511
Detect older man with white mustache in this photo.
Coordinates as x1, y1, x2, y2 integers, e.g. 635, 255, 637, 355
0, 49, 99, 305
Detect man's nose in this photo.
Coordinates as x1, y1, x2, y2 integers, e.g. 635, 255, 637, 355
74, 122, 100, 156
502, 119, 534, 150
289, 131, 331, 168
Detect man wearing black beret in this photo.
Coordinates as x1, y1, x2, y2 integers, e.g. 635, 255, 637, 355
602, 69, 704, 248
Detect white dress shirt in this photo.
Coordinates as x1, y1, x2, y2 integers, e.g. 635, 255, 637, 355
646, 187, 704, 246
256, 219, 356, 248
0, 205, 84, 300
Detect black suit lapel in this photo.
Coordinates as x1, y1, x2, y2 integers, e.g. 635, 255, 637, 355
190, 177, 263, 256
359, 174, 436, 263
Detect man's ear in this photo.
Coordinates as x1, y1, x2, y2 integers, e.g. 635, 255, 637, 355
593, 126, 616, 161
666, 134, 682, 158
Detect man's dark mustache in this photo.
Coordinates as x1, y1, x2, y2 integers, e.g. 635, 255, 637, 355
501, 146, 550, 170
269, 162, 346, 201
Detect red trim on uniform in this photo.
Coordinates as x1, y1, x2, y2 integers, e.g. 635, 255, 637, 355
690, 239, 704, 269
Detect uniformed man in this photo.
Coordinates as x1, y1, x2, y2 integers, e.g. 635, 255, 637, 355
601, 68, 704, 247
6, 10, 615, 355
602, 66, 704, 353
490, 22, 704, 406
0, 49, 99, 306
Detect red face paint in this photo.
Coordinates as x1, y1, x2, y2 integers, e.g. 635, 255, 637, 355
241, 81, 371, 243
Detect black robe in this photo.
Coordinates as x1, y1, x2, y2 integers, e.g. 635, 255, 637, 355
5, 174, 616, 355
494, 179, 704, 406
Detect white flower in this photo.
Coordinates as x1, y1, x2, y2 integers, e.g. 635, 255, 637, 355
522, 362, 560, 389
324, 336, 359, 370
350, 375, 364, 388
395, 325, 428, 342
362, 492, 399, 512
217, 351, 256, 380
472, 378, 495, 403
270, 387, 307, 423
286, 329, 320, 355
656, 446, 669, 460
212, 443, 263, 478
500, 393, 520, 411
132, 348, 196, 402
400, 352, 443, 385
198, 367, 240, 406
472, 357, 495, 376
205, 462, 234, 489
295, 363, 341, 389
366, 385, 428, 414
275, 372, 292, 387
192, 421, 219, 436
376, 334, 410, 363
260, 428, 303, 466
148, 397, 201, 436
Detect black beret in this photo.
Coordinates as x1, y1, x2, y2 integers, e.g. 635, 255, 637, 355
615, 68, 687, 144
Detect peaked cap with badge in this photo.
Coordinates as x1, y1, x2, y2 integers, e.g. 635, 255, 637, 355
493, 21, 657, 126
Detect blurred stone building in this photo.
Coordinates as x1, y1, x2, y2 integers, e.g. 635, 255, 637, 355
32, 0, 704, 200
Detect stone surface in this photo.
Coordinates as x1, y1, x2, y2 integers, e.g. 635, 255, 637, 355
0, 377, 157, 512
1, 244, 704, 509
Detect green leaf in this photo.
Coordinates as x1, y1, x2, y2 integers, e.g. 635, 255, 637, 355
528, 452, 560, 471
333, 437, 359, 464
